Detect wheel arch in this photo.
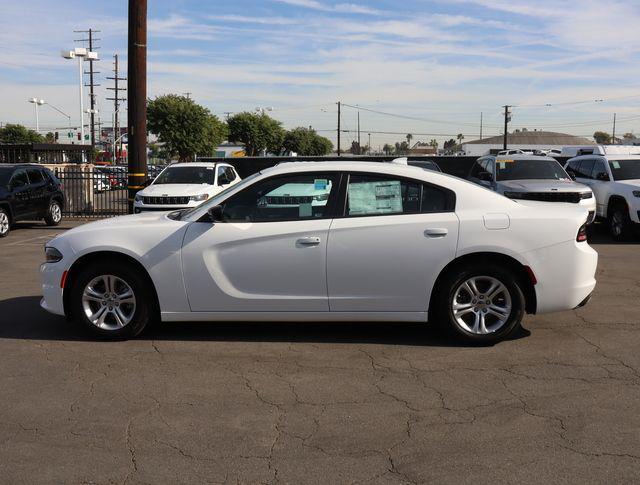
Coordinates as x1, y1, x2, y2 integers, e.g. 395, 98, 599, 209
63, 250, 160, 321
607, 195, 628, 215
0, 201, 14, 221
429, 251, 537, 317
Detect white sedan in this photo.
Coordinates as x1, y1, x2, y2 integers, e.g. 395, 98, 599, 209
40, 161, 598, 343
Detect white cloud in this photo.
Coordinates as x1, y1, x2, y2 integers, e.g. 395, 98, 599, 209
273, 0, 383, 15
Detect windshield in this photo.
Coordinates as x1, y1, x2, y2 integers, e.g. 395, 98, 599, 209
496, 159, 570, 181
0, 167, 12, 186
153, 165, 217, 185
179, 171, 260, 220
608, 159, 640, 181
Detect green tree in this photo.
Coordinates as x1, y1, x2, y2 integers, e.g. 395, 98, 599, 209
623, 132, 636, 140
429, 139, 438, 148
227, 112, 285, 156
406, 133, 413, 147
147, 94, 227, 162
456, 133, 464, 147
593, 131, 611, 144
45, 132, 55, 143
282, 127, 333, 155
383, 143, 394, 155
0, 124, 45, 143
394, 141, 409, 155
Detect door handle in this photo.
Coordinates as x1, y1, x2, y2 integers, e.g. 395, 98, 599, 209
296, 236, 321, 246
424, 228, 448, 238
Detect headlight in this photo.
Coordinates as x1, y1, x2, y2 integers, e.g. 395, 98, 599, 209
503, 191, 524, 199
134, 193, 143, 202
190, 194, 209, 201
580, 192, 593, 199
633, 191, 640, 198
44, 246, 63, 263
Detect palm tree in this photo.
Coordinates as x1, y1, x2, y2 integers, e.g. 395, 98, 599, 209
406, 133, 413, 148
456, 133, 464, 148
429, 139, 438, 148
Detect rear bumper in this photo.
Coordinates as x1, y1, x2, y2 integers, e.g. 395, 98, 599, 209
526, 240, 598, 314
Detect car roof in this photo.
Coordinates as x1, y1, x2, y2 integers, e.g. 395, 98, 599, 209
165, 161, 228, 168
0, 163, 46, 170
493, 154, 558, 162
263, 160, 456, 182
567, 154, 640, 161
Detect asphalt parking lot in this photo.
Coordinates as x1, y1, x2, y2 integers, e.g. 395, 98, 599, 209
0, 220, 639, 484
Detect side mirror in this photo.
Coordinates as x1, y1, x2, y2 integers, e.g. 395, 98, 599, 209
596, 172, 610, 181
207, 205, 224, 223
478, 171, 493, 182
142, 178, 153, 187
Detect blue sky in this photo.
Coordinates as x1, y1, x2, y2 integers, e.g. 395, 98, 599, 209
2, 0, 640, 147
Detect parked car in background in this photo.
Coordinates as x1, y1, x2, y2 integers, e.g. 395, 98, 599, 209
468, 155, 596, 222
390, 157, 442, 172
565, 154, 640, 240
133, 162, 241, 212
93, 172, 111, 193
497, 149, 526, 156
0, 164, 64, 237
41, 161, 597, 344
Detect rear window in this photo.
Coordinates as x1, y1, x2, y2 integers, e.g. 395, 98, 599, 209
0, 167, 12, 186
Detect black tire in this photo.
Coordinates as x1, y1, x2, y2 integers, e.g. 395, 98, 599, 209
69, 260, 154, 339
608, 203, 632, 241
0, 207, 10, 238
433, 263, 525, 344
44, 199, 63, 226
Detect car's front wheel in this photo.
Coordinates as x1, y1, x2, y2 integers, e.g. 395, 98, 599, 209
608, 204, 632, 241
70, 262, 153, 339
44, 200, 62, 226
434, 264, 525, 344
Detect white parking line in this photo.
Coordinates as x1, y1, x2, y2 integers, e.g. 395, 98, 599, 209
4, 234, 60, 247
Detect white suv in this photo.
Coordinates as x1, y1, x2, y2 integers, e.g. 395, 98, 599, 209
134, 162, 241, 213
565, 154, 640, 240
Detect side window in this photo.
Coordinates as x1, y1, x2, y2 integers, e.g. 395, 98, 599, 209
421, 184, 454, 213
216, 165, 227, 185
484, 159, 495, 176
26, 168, 44, 185
577, 159, 595, 179
346, 174, 425, 217
222, 173, 338, 222
10, 169, 29, 189
469, 159, 485, 178
225, 166, 237, 182
591, 160, 607, 180
567, 159, 579, 174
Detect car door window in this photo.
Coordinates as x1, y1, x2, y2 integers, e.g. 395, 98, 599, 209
216, 165, 227, 185
469, 159, 485, 178
345, 174, 423, 216
577, 159, 595, 179
222, 173, 339, 222
591, 160, 607, 180
10, 169, 29, 189
225, 167, 237, 182
26, 168, 44, 185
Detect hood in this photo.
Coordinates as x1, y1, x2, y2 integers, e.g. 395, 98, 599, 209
615, 179, 640, 188
139, 183, 213, 197
64, 211, 175, 235
497, 179, 589, 193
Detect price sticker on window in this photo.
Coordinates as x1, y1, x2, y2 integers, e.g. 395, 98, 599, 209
314, 179, 328, 190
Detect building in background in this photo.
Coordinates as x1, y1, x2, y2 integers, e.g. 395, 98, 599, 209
215, 142, 246, 158
462, 130, 595, 156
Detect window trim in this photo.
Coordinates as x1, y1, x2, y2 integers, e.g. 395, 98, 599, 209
335, 172, 456, 219
9, 168, 29, 189
216, 171, 344, 223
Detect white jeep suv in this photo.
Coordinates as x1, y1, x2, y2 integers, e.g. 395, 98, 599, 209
134, 162, 241, 212
566, 154, 640, 240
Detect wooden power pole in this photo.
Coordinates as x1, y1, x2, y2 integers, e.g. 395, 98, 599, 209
127, 0, 147, 213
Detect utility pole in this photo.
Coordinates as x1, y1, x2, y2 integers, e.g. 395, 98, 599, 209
337, 101, 341, 156
128, 0, 147, 213
75, 29, 101, 148
357, 110, 361, 154
368, 133, 371, 154
502, 105, 511, 149
612, 113, 617, 145
106, 54, 127, 164
223, 111, 233, 121
480, 112, 483, 140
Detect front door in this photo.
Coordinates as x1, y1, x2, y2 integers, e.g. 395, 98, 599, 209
181, 172, 340, 312
8, 169, 31, 219
327, 173, 459, 312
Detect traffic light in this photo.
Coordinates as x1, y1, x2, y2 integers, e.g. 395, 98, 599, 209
55, 132, 59, 141
77, 132, 81, 141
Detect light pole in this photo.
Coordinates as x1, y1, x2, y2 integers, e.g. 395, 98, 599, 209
28, 98, 45, 132
112, 105, 126, 164
61, 47, 98, 146
44, 102, 72, 129
255, 106, 274, 115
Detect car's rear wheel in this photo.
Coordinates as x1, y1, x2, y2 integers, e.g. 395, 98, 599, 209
44, 200, 62, 226
0, 208, 10, 238
70, 262, 153, 339
435, 264, 525, 344
608, 203, 632, 241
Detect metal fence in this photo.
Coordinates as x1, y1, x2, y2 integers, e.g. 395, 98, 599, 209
52, 167, 130, 217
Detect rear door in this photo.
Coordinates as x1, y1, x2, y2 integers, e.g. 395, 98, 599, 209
26, 168, 48, 215
327, 173, 459, 312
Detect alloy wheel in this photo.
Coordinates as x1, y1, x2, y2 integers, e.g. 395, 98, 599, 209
50, 202, 62, 223
452, 276, 512, 335
611, 211, 623, 237
81, 275, 136, 330
0, 212, 8, 235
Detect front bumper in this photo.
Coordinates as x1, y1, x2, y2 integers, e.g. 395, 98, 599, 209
40, 262, 66, 316
134, 201, 200, 213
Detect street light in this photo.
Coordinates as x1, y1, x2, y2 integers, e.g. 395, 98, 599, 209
255, 106, 274, 114
28, 98, 45, 132
61, 47, 99, 147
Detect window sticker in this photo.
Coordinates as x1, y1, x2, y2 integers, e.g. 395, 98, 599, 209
314, 179, 328, 191
611, 161, 621, 169
349, 180, 402, 215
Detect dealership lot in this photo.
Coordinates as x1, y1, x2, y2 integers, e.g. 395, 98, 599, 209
0, 221, 639, 483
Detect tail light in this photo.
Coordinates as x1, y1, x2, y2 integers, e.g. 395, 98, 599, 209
576, 223, 588, 242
